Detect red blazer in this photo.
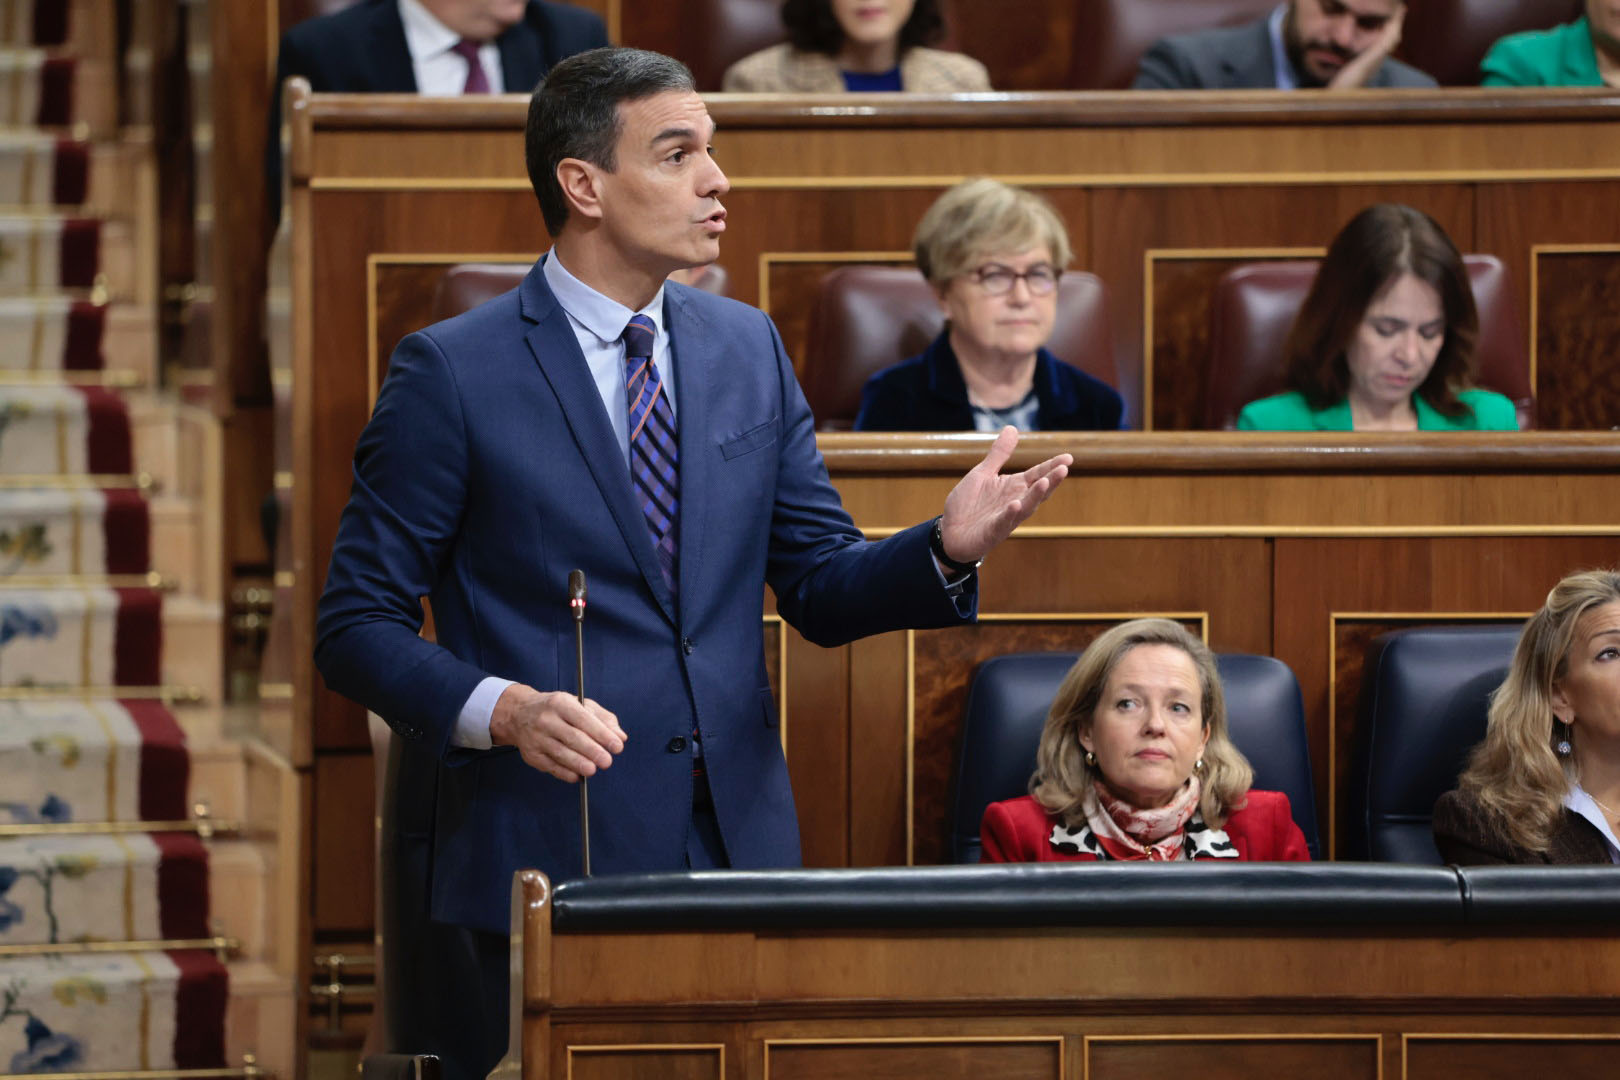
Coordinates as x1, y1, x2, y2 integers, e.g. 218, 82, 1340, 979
981, 791, 1311, 862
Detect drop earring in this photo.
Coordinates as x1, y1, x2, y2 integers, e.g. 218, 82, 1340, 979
1084, 750, 1097, 767
1555, 718, 1573, 757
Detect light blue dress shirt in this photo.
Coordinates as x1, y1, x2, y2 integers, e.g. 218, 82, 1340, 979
1267, 4, 1299, 90
452, 251, 671, 748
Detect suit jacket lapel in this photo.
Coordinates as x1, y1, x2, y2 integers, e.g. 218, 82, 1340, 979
520, 264, 677, 624
371, 0, 419, 91
666, 287, 709, 619
1226, 17, 1279, 88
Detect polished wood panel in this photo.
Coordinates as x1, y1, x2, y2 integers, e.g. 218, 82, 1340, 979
767, 1039, 1059, 1080
761, 255, 911, 379
312, 750, 375, 932
565, 1046, 720, 1080
1403, 1036, 1620, 1080
1087, 1036, 1376, 1080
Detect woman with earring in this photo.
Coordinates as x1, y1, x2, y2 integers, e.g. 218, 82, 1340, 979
979, 619, 1310, 863
1434, 570, 1620, 864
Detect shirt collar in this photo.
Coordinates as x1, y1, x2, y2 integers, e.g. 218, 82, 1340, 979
1563, 785, 1620, 861
543, 250, 666, 345
397, 0, 463, 62
1268, 4, 1300, 91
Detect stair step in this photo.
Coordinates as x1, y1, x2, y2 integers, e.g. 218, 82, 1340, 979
0, 133, 86, 208
0, 948, 227, 1068
0, 586, 160, 688
225, 960, 298, 1080
0, 384, 130, 475
0, 487, 148, 576
0, 831, 208, 945
164, 594, 222, 704
0, 699, 187, 825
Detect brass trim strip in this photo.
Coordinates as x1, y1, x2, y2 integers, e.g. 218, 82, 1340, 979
1325, 610, 1532, 859
259, 682, 294, 700
0, 935, 239, 958
0, 473, 154, 491
0, 686, 203, 702
763, 613, 788, 755
0, 573, 171, 589
308, 167, 1620, 192
0, 1067, 261, 1080
0, 371, 142, 388
0, 818, 239, 838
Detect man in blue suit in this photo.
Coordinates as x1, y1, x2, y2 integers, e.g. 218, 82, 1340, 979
316, 46, 1070, 1078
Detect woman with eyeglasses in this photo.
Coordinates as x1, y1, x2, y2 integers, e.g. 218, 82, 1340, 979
853, 178, 1125, 432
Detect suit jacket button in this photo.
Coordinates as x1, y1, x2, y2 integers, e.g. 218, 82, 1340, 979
666, 736, 687, 754
681, 637, 694, 655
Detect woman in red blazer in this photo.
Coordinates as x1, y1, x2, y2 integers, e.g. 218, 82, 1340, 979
981, 619, 1310, 863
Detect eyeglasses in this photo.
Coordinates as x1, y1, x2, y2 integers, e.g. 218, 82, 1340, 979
969, 263, 1060, 296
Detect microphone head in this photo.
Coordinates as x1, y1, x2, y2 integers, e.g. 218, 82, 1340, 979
568, 570, 587, 615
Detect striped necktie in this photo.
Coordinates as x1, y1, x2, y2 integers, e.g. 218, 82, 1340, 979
622, 314, 678, 594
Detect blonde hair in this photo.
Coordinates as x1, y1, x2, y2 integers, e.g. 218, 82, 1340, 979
1030, 619, 1254, 829
1455, 569, 1620, 853
913, 178, 1072, 288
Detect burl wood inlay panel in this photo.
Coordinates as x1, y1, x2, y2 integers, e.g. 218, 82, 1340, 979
1404, 1037, 1620, 1080
566, 1046, 721, 1080
1087, 1036, 1376, 1080
1534, 251, 1620, 430
766, 1039, 1060, 1080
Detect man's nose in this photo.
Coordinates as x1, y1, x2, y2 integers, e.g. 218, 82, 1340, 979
703, 154, 730, 198
1329, 14, 1357, 49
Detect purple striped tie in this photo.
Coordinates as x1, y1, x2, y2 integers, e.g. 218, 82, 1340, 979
623, 314, 678, 594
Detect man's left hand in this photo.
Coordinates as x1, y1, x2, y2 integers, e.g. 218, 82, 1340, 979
937, 426, 1072, 565
1327, 2, 1406, 89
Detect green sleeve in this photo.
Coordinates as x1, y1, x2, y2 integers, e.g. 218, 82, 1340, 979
1235, 393, 1310, 432
1479, 38, 1544, 87
1463, 390, 1521, 431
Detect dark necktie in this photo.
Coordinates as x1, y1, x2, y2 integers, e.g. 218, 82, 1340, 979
622, 314, 679, 594
450, 39, 490, 94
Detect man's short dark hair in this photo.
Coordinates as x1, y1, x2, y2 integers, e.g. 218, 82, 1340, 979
781, 0, 945, 56
525, 48, 696, 236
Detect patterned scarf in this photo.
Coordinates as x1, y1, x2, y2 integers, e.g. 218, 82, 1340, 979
1083, 776, 1202, 861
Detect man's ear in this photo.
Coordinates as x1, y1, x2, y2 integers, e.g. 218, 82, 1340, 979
556, 158, 605, 222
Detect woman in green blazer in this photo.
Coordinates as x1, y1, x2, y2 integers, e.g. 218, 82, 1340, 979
1480, 3, 1620, 88
1237, 204, 1519, 433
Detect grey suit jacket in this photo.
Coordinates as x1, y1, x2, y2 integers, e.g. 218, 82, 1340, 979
1132, 15, 1436, 90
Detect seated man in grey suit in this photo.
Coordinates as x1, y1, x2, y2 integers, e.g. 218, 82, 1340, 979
1133, 0, 1437, 90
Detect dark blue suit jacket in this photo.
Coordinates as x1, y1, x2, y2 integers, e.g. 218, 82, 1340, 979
267, 0, 608, 222
853, 332, 1125, 432
316, 262, 974, 934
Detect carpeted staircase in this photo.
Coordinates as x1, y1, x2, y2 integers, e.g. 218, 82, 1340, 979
0, 3, 295, 1076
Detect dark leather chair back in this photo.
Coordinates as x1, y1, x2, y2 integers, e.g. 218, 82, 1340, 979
801, 265, 1125, 430
637, 0, 784, 91
1067, 0, 1279, 89
1346, 623, 1523, 863
949, 650, 1320, 863
431, 261, 730, 325
1204, 255, 1533, 429
1399, 0, 1582, 85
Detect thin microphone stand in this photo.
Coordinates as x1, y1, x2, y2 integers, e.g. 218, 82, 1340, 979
569, 570, 591, 877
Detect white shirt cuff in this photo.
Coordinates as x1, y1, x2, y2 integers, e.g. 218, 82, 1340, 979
453, 676, 514, 750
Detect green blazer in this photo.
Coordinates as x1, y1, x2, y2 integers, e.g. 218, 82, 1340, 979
1236, 389, 1520, 431
1481, 17, 1604, 87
